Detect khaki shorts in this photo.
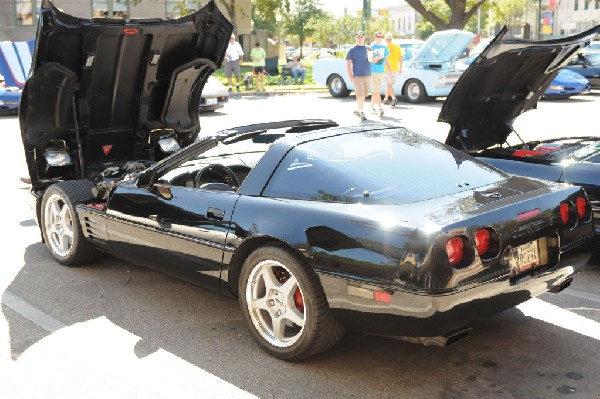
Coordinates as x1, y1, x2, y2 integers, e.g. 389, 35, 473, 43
385, 71, 397, 85
370, 72, 384, 95
354, 76, 370, 98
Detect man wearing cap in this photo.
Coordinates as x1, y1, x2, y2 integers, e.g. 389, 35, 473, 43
369, 31, 390, 116
383, 32, 402, 106
346, 30, 371, 121
224, 34, 244, 92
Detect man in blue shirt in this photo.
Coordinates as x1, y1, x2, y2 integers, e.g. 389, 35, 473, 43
369, 31, 391, 116
346, 31, 371, 121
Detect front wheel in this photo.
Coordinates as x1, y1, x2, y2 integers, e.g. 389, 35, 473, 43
239, 245, 345, 361
40, 180, 103, 266
404, 79, 428, 103
328, 74, 350, 98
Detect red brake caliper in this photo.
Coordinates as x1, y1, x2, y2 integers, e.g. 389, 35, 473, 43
274, 268, 304, 313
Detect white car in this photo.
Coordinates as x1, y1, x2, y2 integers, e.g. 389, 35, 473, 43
199, 76, 229, 112
313, 30, 476, 103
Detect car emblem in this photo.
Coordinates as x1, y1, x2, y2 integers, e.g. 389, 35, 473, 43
102, 145, 113, 156
481, 192, 501, 198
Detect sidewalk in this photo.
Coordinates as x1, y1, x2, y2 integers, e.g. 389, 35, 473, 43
228, 84, 328, 97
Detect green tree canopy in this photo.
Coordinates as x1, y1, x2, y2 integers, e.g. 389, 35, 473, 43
405, 0, 487, 30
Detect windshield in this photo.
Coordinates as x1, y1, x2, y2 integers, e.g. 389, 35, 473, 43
414, 31, 476, 62
585, 53, 600, 65
263, 129, 507, 205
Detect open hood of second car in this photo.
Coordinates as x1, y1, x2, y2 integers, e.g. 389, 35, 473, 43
441, 24, 600, 152
20, 0, 232, 151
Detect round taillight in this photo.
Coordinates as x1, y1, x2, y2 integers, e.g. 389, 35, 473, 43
576, 196, 589, 219
475, 228, 490, 256
446, 236, 464, 266
559, 201, 576, 227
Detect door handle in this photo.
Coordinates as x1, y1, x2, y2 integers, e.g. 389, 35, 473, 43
207, 207, 225, 220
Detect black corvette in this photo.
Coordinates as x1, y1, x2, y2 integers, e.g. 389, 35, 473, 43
442, 24, 600, 245
21, 2, 595, 360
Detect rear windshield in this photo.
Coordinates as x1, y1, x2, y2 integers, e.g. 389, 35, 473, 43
263, 129, 507, 204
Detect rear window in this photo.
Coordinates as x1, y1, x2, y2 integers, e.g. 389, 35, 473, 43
263, 129, 507, 204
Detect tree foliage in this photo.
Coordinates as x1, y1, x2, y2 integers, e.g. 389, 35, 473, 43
284, 0, 325, 58
405, 0, 487, 30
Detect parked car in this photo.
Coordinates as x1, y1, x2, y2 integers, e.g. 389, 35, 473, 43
542, 69, 591, 98
21, 3, 594, 361
441, 24, 600, 245
313, 29, 476, 103
0, 87, 21, 114
199, 76, 228, 112
565, 51, 600, 88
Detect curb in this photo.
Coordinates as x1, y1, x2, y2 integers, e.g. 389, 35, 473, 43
229, 89, 328, 98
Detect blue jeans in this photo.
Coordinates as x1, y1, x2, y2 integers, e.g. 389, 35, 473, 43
291, 68, 306, 83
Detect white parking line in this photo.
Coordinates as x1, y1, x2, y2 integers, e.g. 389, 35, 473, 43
2, 290, 65, 332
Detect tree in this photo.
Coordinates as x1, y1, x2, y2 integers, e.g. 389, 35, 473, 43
284, 0, 325, 58
405, 0, 487, 30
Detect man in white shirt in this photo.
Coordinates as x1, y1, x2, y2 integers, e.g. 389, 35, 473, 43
224, 34, 244, 92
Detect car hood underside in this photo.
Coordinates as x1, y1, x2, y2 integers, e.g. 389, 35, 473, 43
441, 24, 600, 152
20, 0, 232, 188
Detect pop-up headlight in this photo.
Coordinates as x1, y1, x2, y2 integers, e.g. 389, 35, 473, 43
44, 149, 72, 166
158, 136, 180, 153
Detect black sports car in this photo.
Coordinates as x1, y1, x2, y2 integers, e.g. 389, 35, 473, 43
21, 2, 595, 360
442, 25, 600, 245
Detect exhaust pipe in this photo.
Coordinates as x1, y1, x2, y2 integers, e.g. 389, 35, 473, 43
549, 277, 573, 293
389, 327, 472, 347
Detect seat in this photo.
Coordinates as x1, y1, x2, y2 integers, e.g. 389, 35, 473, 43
264, 56, 280, 85
280, 66, 294, 85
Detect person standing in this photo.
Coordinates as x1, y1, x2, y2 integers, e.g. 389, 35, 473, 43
346, 31, 371, 121
369, 31, 390, 116
383, 32, 402, 106
224, 34, 244, 92
250, 42, 267, 92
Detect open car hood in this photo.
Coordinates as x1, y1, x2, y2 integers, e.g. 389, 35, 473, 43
441, 24, 600, 152
20, 0, 232, 180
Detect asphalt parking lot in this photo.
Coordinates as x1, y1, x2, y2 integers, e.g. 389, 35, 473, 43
1, 92, 600, 399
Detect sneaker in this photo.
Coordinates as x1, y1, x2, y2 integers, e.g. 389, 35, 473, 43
360, 112, 366, 121
371, 109, 378, 115
391, 98, 398, 107
353, 110, 360, 116
383, 99, 391, 105
379, 109, 384, 116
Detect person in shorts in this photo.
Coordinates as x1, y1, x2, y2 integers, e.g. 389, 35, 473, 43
346, 31, 371, 121
250, 42, 267, 91
369, 31, 390, 116
383, 32, 402, 106
224, 34, 244, 92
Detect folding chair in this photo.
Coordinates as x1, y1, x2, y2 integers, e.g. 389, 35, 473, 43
264, 56, 280, 85
280, 66, 294, 85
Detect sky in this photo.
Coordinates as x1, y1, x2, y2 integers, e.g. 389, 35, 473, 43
319, 0, 402, 17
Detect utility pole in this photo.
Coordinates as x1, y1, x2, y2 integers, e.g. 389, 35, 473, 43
362, 0, 371, 32
538, 0, 542, 39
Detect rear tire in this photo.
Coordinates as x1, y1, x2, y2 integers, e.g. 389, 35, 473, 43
40, 180, 103, 266
239, 244, 345, 361
328, 74, 350, 98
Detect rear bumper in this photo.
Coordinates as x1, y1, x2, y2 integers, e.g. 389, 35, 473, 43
318, 245, 590, 337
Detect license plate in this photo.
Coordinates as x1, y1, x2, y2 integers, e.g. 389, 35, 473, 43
508, 240, 540, 276
206, 98, 217, 105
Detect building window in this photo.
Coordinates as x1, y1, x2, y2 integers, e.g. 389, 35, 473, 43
585, 0, 590, 9
93, 0, 129, 18
574, 0, 579, 10
15, 0, 42, 25
596, 0, 599, 9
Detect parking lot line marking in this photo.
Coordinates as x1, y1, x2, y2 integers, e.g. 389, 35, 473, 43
518, 298, 600, 340
2, 290, 65, 332
562, 289, 600, 304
